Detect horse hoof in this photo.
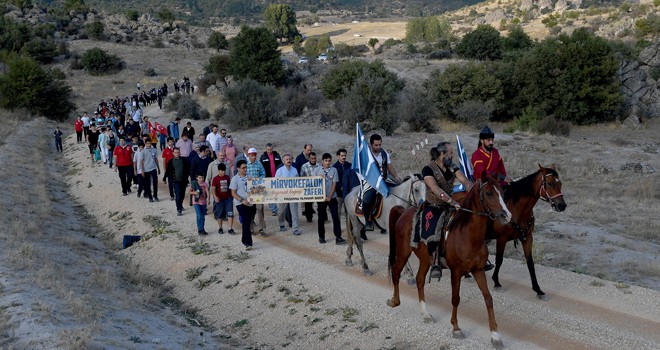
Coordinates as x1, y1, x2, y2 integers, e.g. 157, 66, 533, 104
380, 229, 387, 234
537, 294, 549, 301
406, 278, 415, 285
423, 316, 435, 324
491, 338, 504, 349
452, 330, 465, 339
345, 260, 354, 267
386, 299, 399, 308
363, 269, 374, 276
494, 283, 502, 288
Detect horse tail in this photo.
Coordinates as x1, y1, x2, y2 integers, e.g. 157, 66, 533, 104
388, 205, 405, 278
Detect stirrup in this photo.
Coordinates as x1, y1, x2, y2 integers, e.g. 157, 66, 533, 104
430, 265, 442, 279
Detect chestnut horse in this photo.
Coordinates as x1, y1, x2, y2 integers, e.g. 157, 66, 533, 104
387, 174, 511, 348
454, 164, 566, 299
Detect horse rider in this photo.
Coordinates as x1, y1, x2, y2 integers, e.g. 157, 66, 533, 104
471, 125, 512, 186
362, 134, 401, 231
423, 142, 473, 279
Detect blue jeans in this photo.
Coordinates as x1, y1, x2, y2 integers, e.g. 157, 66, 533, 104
194, 204, 206, 232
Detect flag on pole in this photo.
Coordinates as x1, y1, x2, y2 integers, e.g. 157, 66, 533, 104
454, 135, 474, 192
352, 123, 389, 197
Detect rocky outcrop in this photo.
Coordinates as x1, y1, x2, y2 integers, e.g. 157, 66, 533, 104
619, 42, 660, 119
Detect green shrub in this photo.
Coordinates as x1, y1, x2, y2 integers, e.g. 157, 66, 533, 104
126, 10, 140, 21
455, 24, 502, 60
152, 38, 165, 48
144, 67, 157, 76
20, 37, 59, 63
514, 106, 540, 131
397, 88, 437, 132
223, 79, 280, 129
229, 26, 285, 86
532, 116, 571, 136
278, 85, 308, 118
176, 94, 202, 120
453, 100, 495, 128
157, 8, 176, 23
0, 53, 76, 121
382, 38, 401, 48
405, 16, 452, 43
85, 20, 104, 40
207, 31, 228, 51
334, 42, 365, 58
80, 47, 123, 75
165, 94, 182, 112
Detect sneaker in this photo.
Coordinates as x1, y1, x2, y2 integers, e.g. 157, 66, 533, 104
259, 229, 268, 237
364, 222, 374, 231
127, 189, 132, 193
149, 198, 154, 203
218, 228, 224, 234
153, 197, 159, 202
279, 226, 286, 232
137, 193, 141, 198
484, 260, 495, 271
292, 230, 301, 236
198, 230, 208, 236
319, 239, 327, 244
228, 229, 236, 235
430, 265, 442, 279
271, 211, 277, 216
177, 210, 182, 216
335, 237, 347, 245
245, 245, 253, 251
122, 192, 128, 196
170, 196, 175, 201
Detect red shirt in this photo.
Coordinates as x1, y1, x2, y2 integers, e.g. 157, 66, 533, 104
74, 119, 83, 132
113, 145, 133, 167
471, 146, 507, 181
211, 174, 232, 201
162, 146, 174, 167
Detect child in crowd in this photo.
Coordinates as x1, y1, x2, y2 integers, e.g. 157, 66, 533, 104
190, 173, 210, 235
211, 163, 234, 235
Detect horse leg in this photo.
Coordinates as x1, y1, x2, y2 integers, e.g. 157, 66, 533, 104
344, 216, 355, 267
450, 270, 464, 339
492, 238, 507, 288
472, 270, 503, 349
415, 247, 434, 323
404, 262, 416, 285
387, 251, 410, 308
355, 235, 373, 276
522, 235, 547, 300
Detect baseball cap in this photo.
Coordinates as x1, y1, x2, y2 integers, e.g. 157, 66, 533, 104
248, 148, 257, 154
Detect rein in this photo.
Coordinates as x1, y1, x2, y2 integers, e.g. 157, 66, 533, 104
457, 181, 499, 220
388, 178, 420, 207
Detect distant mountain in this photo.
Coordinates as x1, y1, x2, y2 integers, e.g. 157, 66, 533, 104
40, 0, 485, 23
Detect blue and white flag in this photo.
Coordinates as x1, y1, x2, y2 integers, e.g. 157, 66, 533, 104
352, 123, 389, 197
454, 135, 474, 192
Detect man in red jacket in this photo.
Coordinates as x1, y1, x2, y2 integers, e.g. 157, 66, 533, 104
113, 137, 134, 196
471, 125, 512, 185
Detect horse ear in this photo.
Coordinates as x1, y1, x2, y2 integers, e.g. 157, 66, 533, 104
538, 163, 544, 171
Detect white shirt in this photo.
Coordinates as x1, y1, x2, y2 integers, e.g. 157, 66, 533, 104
206, 132, 220, 152
81, 116, 90, 127
275, 165, 298, 178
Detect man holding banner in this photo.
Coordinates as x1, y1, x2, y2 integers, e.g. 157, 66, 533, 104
353, 127, 401, 232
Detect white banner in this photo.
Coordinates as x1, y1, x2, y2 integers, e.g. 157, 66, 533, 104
248, 176, 325, 204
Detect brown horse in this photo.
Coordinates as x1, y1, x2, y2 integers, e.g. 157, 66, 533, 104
387, 173, 511, 348
454, 164, 567, 300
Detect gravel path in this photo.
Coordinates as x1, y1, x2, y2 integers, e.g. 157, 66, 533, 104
59, 107, 660, 349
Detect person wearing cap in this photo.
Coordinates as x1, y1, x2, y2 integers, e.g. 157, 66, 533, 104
246, 147, 267, 235
471, 125, 512, 186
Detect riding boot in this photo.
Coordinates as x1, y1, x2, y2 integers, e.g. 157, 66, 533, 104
363, 202, 374, 231
484, 259, 495, 271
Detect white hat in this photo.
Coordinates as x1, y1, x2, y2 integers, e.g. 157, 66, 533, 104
248, 148, 257, 154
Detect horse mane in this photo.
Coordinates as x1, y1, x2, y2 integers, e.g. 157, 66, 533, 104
447, 179, 483, 231
505, 167, 559, 202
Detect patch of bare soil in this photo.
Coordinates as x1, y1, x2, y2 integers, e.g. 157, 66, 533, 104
0, 115, 246, 348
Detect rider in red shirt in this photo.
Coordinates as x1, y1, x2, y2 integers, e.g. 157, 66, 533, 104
471, 125, 512, 185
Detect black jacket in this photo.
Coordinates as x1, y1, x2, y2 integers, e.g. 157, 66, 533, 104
165, 157, 190, 183
259, 151, 283, 177
333, 160, 352, 198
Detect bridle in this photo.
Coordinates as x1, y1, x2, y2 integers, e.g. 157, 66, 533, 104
458, 180, 501, 220
539, 173, 564, 209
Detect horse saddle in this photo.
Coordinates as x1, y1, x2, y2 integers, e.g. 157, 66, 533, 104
354, 194, 383, 219
411, 203, 451, 249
